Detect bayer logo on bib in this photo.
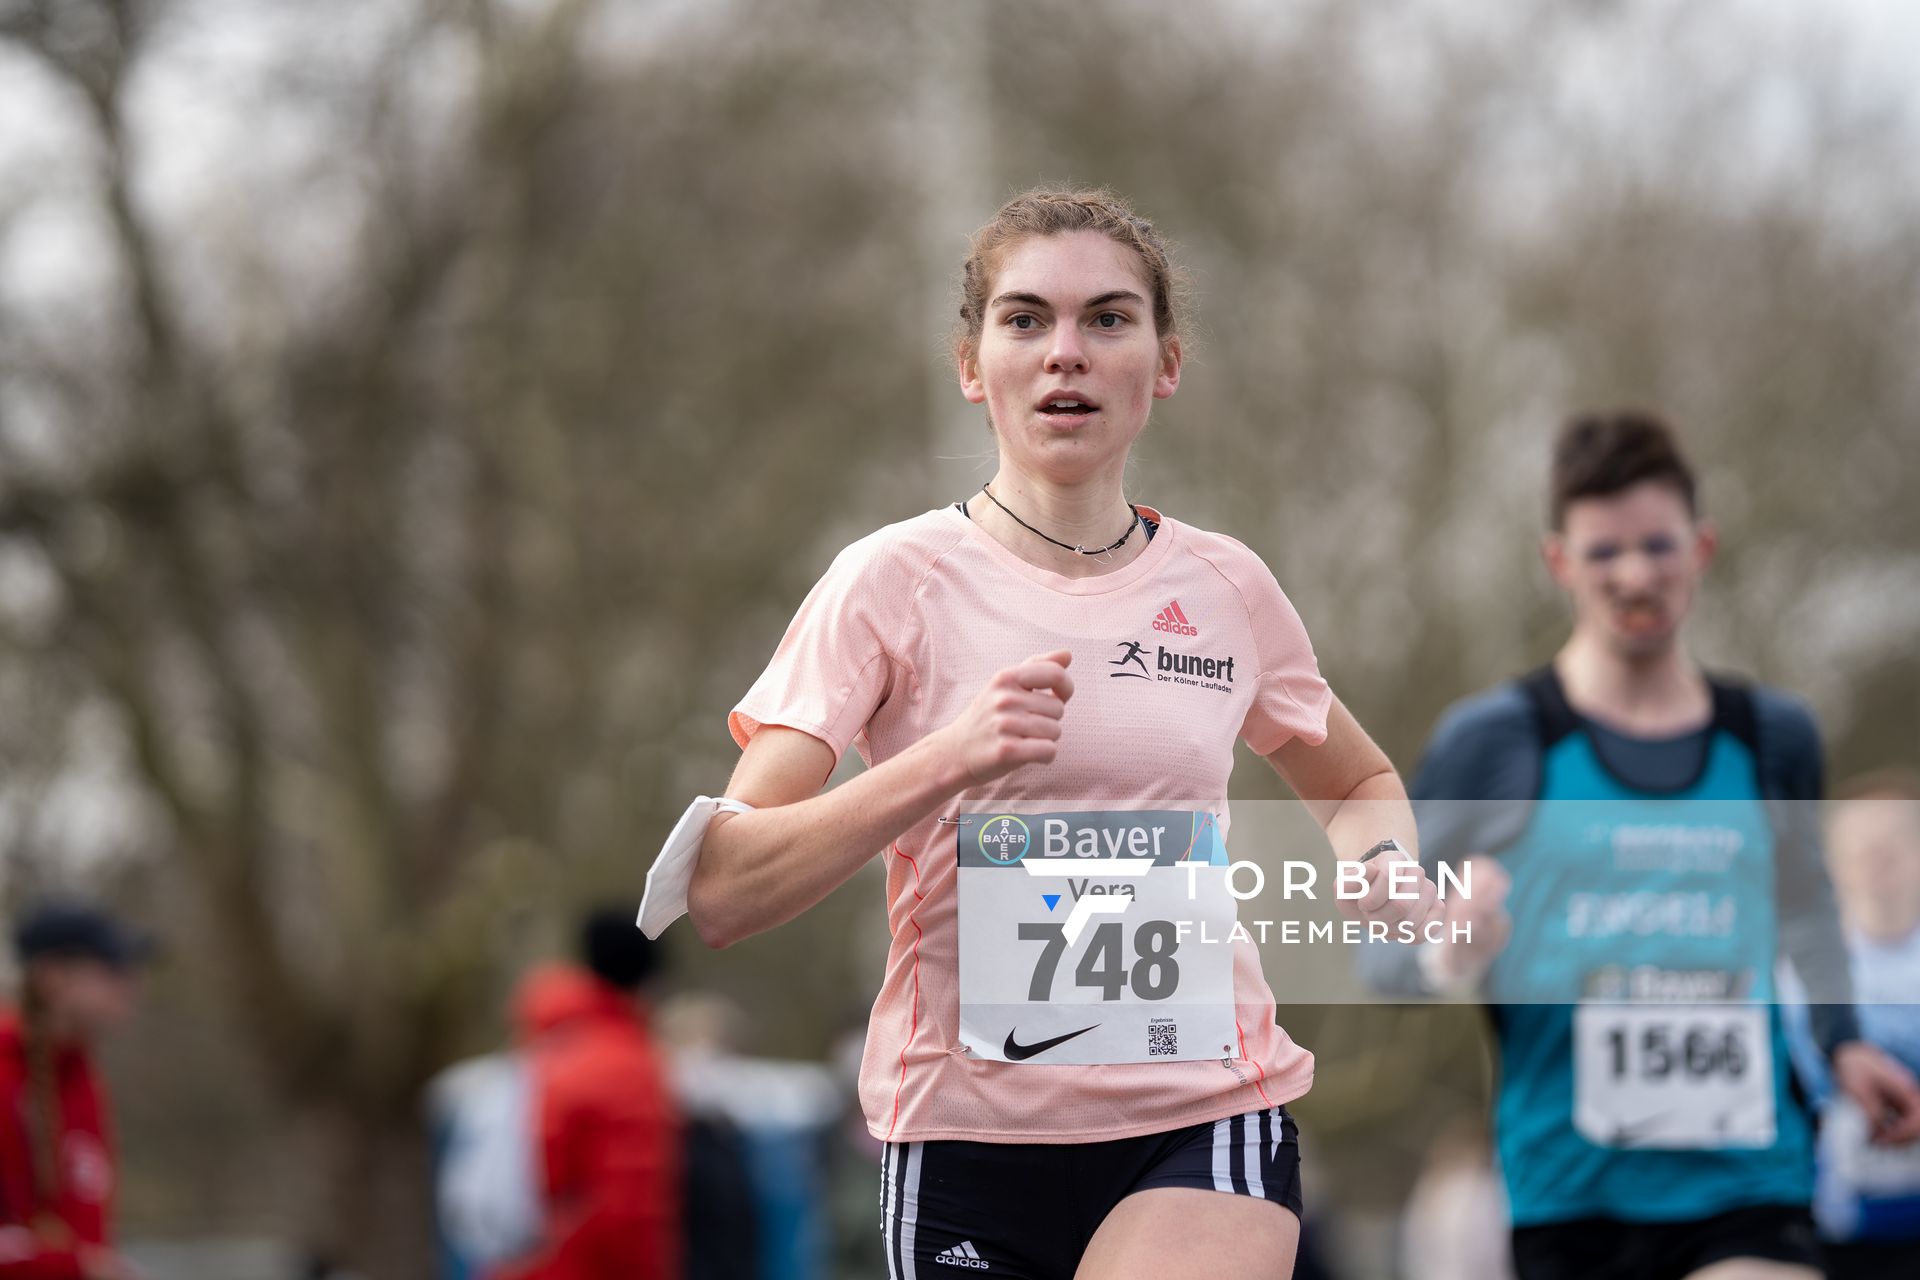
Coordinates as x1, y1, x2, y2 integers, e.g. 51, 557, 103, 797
977, 816, 1031, 865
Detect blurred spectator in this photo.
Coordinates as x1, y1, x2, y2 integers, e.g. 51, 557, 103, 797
0, 899, 153, 1280
658, 994, 839, 1280
824, 1022, 884, 1280
432, 1048, 540, 1280
667, 1003, 760, 1280
677, 1113, 756, 1280
1397, 1118, 1515, 1280
1784, 773, 1920, 1278
491, 909, 682, 1280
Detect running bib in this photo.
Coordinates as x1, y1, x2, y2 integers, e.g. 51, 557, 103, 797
1573, 1003, 1776, 1148
955, 810, 1239, 1065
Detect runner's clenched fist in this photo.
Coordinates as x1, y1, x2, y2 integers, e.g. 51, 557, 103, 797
935, 650, 1076, 786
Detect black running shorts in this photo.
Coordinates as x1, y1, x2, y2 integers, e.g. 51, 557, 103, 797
1510, 1203, 1821, 1280
879, 1103, 1301, 1280
1821, 1237, 1920, 1280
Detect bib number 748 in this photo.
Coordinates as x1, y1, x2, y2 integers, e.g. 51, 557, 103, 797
1018, 920, 1180, 1001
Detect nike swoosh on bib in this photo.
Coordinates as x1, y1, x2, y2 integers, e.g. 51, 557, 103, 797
1003, 1024, 1099, 1062
1610, 1114, 1675, 1146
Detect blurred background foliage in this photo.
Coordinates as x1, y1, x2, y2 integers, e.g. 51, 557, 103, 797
0, 0, 1914, 1274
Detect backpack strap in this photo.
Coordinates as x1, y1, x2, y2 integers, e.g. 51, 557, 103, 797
1517, 665, 1582, 751
1705, 673, 1760, 758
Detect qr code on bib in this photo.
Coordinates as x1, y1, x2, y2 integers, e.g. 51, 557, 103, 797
1148, 1020, 1178, 1057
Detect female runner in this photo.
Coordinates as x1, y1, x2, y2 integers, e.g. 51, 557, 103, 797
686, 188, 1443, 1280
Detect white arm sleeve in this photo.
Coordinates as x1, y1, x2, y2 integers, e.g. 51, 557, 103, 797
637, 796, 756, 939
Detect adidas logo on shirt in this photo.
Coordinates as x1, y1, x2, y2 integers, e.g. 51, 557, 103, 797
1152, 599, 1198, 636
935, 1240, 989, 1269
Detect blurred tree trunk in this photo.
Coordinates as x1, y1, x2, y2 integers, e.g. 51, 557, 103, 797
303, 1103, 434, 1279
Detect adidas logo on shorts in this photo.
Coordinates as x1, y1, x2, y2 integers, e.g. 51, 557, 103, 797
1152, 599, 1198, 636
935, 1239, 989, 1269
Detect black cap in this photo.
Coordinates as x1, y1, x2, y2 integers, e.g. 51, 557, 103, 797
581, 906, 663, 990
13, 899, 157, 972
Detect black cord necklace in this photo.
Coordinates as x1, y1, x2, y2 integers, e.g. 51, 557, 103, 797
979, 483, 1142, 556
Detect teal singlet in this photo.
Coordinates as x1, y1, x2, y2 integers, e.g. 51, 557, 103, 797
1487, 670, 1814, 1226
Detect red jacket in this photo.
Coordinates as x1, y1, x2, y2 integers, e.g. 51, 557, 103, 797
493, 966, 682, 1280
0, 1012, 114, 1280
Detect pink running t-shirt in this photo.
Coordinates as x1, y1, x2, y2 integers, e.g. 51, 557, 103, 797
729, 504, 1332, 1143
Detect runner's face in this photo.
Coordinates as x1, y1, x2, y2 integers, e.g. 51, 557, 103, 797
33, 958, 139, 1041
958, 231, 1180, 483
1827, 799, 1920, 938
1544, 482, 1713, 660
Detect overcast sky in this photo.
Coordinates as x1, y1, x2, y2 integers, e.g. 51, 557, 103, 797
3, 0, 1918, 320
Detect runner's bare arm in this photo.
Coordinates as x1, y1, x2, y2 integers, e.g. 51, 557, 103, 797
688, 650, 1075, 948
1263, 695, 1442, 926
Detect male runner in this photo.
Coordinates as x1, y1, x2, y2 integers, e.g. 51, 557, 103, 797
1376, 411, 1920, 1279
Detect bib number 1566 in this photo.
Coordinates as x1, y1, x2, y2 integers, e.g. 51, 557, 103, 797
1604, 1023, 1748, 1081
1018, 921, 1180, 1001
1574, 1005, 1775, 1148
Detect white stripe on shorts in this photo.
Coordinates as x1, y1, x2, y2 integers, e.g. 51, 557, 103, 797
1244, 1108, 1268, 1201
1212, 1115, 1233, 1193
899, 1141, 924, 1280
881, 1143, 897, 1279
